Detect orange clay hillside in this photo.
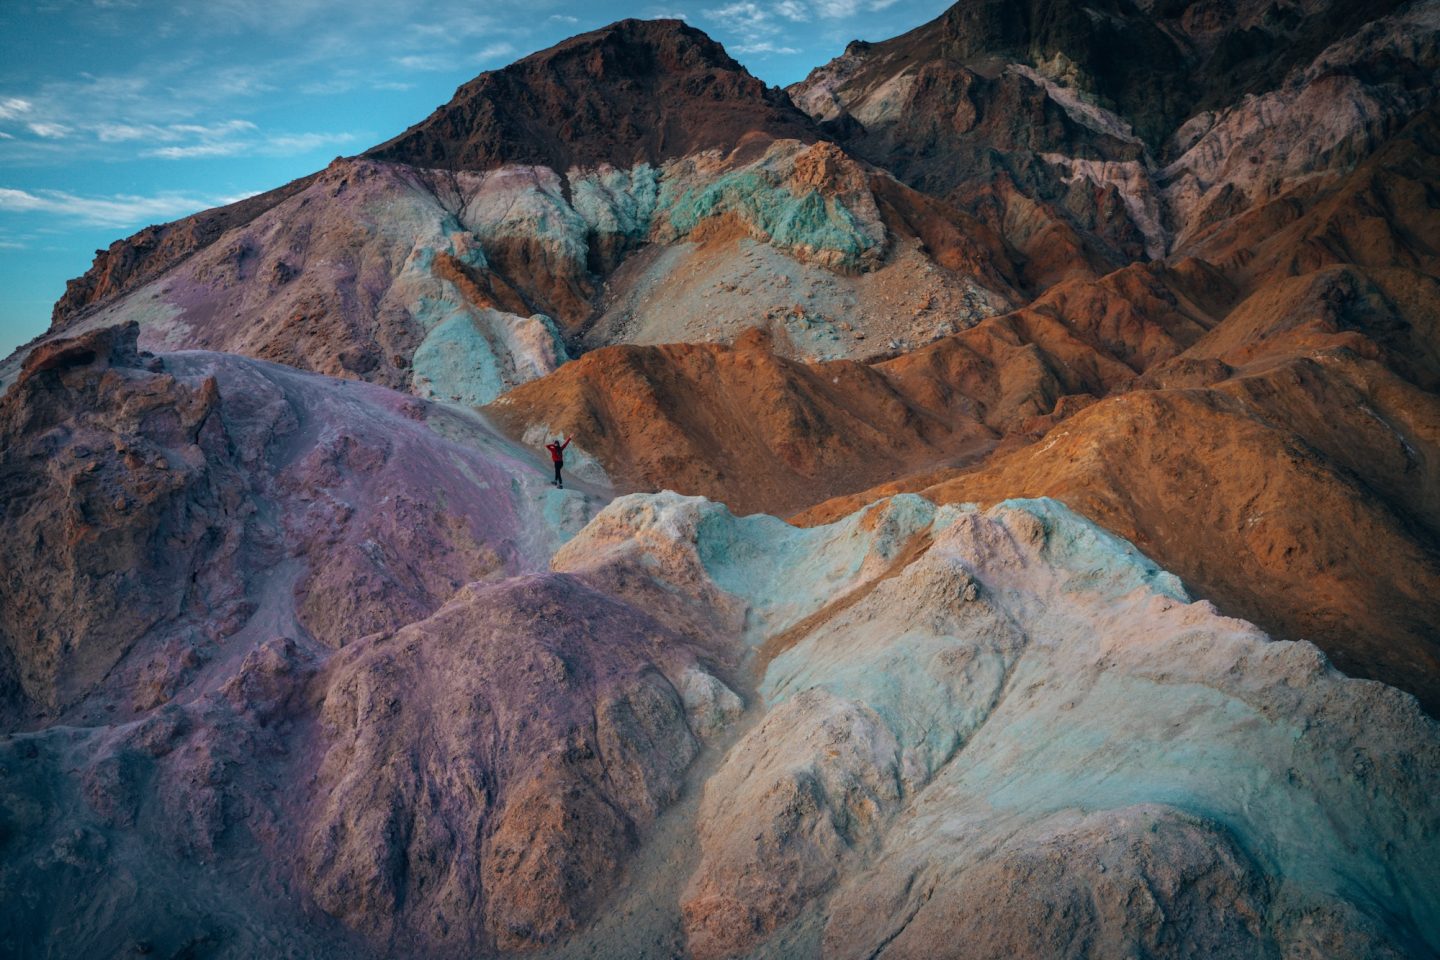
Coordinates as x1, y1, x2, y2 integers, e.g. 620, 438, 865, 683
492, 110, 1440, 713
487, 259, 1224, 516
795, 260, 1440, 712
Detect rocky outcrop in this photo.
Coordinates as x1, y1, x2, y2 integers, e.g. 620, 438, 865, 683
559, 493, 1440, 959
787, 0, 1439, 290
0, 323, 604, 727
49, 175, 319, 331
304, 573, 724, 953
366, 18, 819, 173
0, 323, 254, 721
5, 140, 1017, 401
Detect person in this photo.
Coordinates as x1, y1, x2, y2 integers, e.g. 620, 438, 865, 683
545, 435, 572, 488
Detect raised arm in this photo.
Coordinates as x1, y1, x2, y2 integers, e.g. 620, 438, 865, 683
561, 436, 572, 450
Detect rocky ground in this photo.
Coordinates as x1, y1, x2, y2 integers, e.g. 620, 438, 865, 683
4, 1, 1440, 957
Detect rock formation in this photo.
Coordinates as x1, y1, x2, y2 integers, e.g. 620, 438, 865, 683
4, 1, 1440, 957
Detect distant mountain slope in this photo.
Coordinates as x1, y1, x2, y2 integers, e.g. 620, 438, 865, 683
788, 0, 1438, 284
12, 19, 1018, 404
366, 18, 820, 172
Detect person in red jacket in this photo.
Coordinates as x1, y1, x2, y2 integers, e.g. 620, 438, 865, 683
546, 435, 572, 488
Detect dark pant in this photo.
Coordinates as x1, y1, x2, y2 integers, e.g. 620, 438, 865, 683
553, 461, 563, 485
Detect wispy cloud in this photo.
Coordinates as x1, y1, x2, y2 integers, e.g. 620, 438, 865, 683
146, 143, 251, 159
393, 53, 455, 72
704, 1, 786, 53
393, 41, 517, 73
0, 98, 32, 121
704, 0, 902, 52
145, 129, 356, 159
0, 186, 238, 228
548, 14, 579, 24
26, 122, 72, 139
734, 41, 801, 54
0, 1, 532, 164
95, 119, 257, 143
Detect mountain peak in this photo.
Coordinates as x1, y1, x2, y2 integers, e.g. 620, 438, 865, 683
365, 18, 820, 173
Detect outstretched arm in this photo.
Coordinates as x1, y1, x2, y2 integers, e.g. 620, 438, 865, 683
561, 436, 571, 450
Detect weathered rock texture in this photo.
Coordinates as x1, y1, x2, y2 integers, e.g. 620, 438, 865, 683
0, 322, 603, 728
304, 573, 723, 954
800, 261, 1440, 713
4, 1, 1440, 957
562, 493, 1440, 960
3, 348, 1438, 957
367, 18, 818, 173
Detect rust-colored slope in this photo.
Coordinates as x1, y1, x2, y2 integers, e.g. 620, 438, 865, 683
799, 264, 1440, 712
1188, 105, 1440, 289
489, 329, 989, 517
488, 261, 1220, 516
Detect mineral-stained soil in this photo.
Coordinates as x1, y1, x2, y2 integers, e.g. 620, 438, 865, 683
5, 1, 1440, 957
3, 332, 1438, 959
798, 262, 1440, 714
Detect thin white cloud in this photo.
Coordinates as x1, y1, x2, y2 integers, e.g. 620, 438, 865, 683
27, 122, 71, 139
705, 0, 897, 57
96, 119, 257, 143
0, 186, 234, 228
393, 53, 453, 71
394, 41, 515, 73
264, 131, 357, 153
144, 129, 355, 159
708, 1, 770, 27
0, 97, 32, 120
147, 142, 248, 159
476, 42, 517, 62
774, 0, 809, 20
705, 1, 788, 54
548, 14, 579, 23
733, 41, 802, 54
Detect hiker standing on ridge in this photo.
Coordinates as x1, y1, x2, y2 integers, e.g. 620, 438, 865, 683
546, 435, 572, 488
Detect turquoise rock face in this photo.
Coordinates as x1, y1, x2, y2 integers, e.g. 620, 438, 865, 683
572, 164, 661, 243
409, 298, 507, 407
408, 294, 567, 407
662, 167, 883, 268
458, 149, 887, 278
695, 492, 942, 644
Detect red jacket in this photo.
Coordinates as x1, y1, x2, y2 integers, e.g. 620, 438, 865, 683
546, 438, 571, 463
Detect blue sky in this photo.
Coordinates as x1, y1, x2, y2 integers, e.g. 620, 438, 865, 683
0, 0, 950, 359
